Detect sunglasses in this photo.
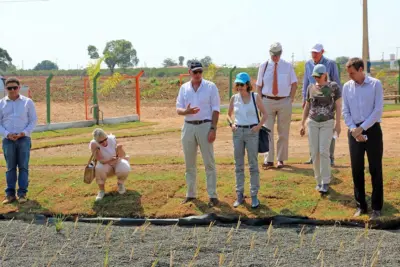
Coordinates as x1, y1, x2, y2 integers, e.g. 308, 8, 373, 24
192, 70, 203, 75
98, 137, 108, 144
313, 76, 323, 79
6, 86, 19, 91
236, 83, 245, 87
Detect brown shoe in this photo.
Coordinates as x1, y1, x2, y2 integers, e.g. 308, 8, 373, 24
2, 196, 16, 205
208, 198, 219, 207
181, 197, 196, 204
277, 161, 284, 168
18, 196, 28, 204
262, 162, 274, 169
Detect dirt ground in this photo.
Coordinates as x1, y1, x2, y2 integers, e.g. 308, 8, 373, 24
31, 102, 400, 160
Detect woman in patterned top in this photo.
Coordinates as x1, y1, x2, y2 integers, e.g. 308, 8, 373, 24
300, 64, 342, 194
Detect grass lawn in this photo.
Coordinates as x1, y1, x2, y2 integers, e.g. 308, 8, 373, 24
1, 156, 400, 222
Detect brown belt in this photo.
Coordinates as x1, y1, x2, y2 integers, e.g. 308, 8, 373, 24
262, 95, 289, 100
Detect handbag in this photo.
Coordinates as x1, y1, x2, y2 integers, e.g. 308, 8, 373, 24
84, 151, 97, 184
251, 92, 270, 153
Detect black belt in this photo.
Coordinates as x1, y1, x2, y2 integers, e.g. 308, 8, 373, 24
237, 124, 257, 129
262, 95, 289, 100
185, 119, 211, 125
356, 122, 379, 128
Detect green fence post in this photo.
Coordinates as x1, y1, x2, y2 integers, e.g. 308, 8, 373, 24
397, 60, 400, 104
93, 72, 101, 124
336, 63, 341, 84
229, 66, 237, 99
46, 73, 54, 124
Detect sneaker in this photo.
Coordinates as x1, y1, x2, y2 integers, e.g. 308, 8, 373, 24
18, 196, 28, 204
233, 192, 244, 208
208, 198, 219, 207
319, 184, 329, 194
95, 191, 105, 201
251, 196, 260, 209
118, 184, 126, 195
2, 196, 16, 205
315, 184, 322, 191
304, 158, 313, 164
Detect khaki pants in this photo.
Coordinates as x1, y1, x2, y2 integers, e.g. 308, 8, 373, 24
233, 128, 260, 197
181, 122, 217, 198
263, 97, 292, 163
308, 119, 334, 185
95, 159, 131, 185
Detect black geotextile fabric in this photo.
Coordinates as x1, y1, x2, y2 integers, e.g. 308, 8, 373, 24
2, 213, 399, 230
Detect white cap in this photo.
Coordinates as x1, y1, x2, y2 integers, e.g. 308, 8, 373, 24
311, 43, 324, 53
269, 42, 283, 56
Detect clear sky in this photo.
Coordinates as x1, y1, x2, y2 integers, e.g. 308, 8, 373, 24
1, 0, 399, 69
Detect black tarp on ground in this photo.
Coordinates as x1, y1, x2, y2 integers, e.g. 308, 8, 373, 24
2, 213, 400, 230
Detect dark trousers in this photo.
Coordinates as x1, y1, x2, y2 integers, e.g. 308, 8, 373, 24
348, 123, 383, 211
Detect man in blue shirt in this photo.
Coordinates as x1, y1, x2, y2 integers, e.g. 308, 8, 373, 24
0, 77, 37, 204
342, 58, 384, 221
302, 44, 341, 166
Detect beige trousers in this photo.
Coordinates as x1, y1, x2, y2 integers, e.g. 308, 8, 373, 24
181, 121, 217, 198
95, 159, 131, 185
307, 119, 334, 185
262, 97, 292, 163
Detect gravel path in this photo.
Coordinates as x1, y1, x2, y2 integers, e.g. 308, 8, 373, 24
0, 220, 399, 267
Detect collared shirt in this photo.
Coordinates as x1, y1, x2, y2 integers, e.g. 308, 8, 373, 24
256, 59, 297, 97
342, 76, 383, 131
0, 95, 38, 139
302, 56, 341, 101
176, 79, 220, 121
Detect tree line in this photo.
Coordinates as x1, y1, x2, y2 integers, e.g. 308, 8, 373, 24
0, 43, 353, 74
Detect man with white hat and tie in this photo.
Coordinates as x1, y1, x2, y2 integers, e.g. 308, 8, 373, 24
302, 43, 342, 166
256, 42, 298, 169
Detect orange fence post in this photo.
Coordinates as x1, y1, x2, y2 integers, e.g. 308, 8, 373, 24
135, 70, 144, 118
179, 73, 190, 86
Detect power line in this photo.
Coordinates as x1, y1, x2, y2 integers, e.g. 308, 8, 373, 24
0, 0, 49, 3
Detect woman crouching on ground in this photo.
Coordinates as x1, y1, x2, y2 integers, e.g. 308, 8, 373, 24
227, 72, 267, 208
89, 128, 131, 201
300, 64, 342, 194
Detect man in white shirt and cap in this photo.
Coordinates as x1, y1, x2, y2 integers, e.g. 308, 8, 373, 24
176, 61, 221, 207
256, 42, 298, 169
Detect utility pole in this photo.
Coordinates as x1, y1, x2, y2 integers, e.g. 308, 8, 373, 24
397, 47, 400, 60
362, 0, 370, 74
291, 53, 294, 65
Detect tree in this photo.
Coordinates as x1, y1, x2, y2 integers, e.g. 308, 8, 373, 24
200, 56, 213, 67
162, 58, 178, 67
0, 48, 12, 72
336, 56, 349, 65
103, 39, 139, 74
33, 60, 59, 71
178, 56, 185, 66
88, 45, 99, 59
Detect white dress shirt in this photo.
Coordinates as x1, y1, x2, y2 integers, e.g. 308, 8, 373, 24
342, 76, 383, 131
176, 79, 220, 121
0, 95, 38, 139
256, 59, 298, 97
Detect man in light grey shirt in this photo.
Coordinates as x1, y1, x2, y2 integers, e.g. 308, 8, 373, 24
342, 58, 384, 221
0, 77, 37, 205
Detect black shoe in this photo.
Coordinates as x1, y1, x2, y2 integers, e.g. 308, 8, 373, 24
353, 208, 368, 217
370, 210, 382, 221
181, 197, 196, 204
208, 198, 219, 207
304, 158, 313, 164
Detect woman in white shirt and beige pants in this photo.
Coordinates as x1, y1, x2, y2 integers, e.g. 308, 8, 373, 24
228, 72, 267, 209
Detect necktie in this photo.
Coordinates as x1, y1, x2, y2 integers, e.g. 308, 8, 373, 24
272, 63, 278, 96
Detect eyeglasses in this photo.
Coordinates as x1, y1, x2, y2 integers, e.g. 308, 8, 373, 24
6, 86, 19, 91
192, 70, 203, 75
98, 137, 108, 144
236, 83, 245, 87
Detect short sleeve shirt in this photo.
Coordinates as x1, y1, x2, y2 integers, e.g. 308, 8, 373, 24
307, 82, 341, 122
89, 134, 117, 161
